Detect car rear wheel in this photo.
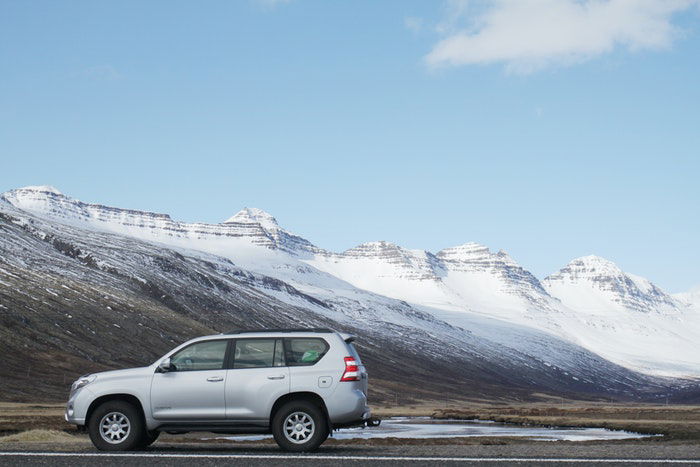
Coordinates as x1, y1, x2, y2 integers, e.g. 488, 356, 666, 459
272, 400, 327, 452
88, 400, 144, 451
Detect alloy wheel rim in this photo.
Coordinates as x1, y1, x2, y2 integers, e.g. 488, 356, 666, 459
99, 411, 131, 444
283, 411, 315, 444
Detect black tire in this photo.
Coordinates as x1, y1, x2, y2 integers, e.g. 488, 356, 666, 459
88, 400, 145, 451
139, 430, 160, 448
272, 400, 328, 452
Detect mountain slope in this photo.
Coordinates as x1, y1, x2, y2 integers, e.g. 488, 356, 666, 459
2, 185, 699, 388
2, 196, 688, 402
541, 256, 700, 377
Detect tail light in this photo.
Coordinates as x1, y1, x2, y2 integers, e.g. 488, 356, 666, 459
340, 356, 359, 381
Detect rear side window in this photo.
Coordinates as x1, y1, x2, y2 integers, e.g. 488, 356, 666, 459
233, 338, 285, 369
285, 338, 329, 366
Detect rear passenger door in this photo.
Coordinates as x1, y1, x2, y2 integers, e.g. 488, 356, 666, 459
225, 338, 290, 421
285, 337, 332, 396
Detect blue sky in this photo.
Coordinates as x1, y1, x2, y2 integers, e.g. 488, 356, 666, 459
1, 0, 699, 292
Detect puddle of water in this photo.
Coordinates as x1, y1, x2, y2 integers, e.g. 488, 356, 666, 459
210, 417, 658, 442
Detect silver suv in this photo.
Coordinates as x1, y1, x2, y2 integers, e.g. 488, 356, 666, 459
65, 329, 374, 452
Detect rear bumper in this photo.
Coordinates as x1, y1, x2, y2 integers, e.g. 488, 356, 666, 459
330, 406, 374, 430
332, 416, 381, 430
327, 388, 369, 424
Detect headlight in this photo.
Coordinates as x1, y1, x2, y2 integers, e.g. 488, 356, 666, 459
70, 375, 96, 393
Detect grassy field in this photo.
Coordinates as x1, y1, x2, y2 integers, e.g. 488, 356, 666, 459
0, 403, 67, 434
2, 402, 700, 446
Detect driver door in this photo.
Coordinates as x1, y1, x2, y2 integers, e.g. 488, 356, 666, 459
151, 339, 231, 420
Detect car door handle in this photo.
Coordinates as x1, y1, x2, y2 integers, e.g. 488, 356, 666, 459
206, 376, 224, 382
267, 375, 286, 380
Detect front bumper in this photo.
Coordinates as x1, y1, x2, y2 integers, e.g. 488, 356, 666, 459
64, 387, 92, 425
64, 402, 86, 425
64, 409, 84, 424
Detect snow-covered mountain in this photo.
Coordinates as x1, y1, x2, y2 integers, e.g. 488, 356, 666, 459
308, 239, 699, 378
541, 256, 700, 378
543, 255, 677, 314
6, 187, 689, 402
2, 185, 699, 385
1, 186, 317, 255
308, 240, 557, 324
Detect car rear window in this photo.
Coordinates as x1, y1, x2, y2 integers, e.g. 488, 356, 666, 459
284, 338, 329, 366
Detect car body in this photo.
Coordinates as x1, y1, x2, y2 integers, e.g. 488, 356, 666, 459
65, 328, 374, 451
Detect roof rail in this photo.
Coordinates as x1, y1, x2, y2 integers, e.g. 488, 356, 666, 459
225, 328, 335, 335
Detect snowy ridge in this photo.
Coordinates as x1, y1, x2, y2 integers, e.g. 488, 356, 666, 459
1, 186, 316, 254
543, 255, 678, 314
3, 185, 700, 378
436, 242, 551, 305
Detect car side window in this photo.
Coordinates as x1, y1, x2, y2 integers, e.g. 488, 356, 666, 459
284, 338, 329, 366
233, 339, 285, 369
170, 340, 228, 372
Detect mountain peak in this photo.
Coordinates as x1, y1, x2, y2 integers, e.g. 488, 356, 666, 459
544, 255, 677, 313
574, 254, 617, 265
15, 185, 63, 195
437, 242, 491, 260
342, 241, 403, 256
224, 208, 279, 229
355, 240, 399, 249
562, 255, 623, 277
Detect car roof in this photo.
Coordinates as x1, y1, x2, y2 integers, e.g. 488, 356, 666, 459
190, 329, 341, 342
225, 328, 335, 335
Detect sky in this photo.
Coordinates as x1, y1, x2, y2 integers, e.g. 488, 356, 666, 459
1, 0, 699, 292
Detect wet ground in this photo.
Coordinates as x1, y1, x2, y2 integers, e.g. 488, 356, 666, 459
215, 417, 657, 442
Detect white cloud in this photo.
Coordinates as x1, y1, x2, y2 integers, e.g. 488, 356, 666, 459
425, 0, 699, 74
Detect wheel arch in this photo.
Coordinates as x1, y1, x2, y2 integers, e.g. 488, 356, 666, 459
86, 393, 146, 427
269, 391, 331, 432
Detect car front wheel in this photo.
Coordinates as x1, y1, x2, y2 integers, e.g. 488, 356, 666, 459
88, 400, 144, 451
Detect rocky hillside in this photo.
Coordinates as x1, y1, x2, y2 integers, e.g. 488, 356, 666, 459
1, 186, 698, 402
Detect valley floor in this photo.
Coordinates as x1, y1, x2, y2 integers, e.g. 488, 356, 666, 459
2, 402, 700, 444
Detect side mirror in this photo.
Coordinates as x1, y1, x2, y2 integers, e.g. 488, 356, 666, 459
157, 358, 173, 373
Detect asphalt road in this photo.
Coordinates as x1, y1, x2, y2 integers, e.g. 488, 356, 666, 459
1, 443, 700, 466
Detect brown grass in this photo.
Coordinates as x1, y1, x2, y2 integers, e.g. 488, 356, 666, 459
0, 402, 69, 434
0, 429, 81, 443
